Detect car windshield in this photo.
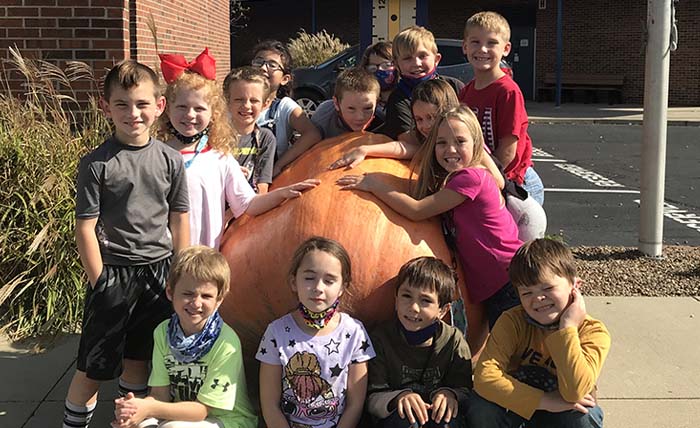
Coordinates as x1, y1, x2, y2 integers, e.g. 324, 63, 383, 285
315, 45, 358, 68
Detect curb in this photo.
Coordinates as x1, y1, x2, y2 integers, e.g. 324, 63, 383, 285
529, 118, 700, 127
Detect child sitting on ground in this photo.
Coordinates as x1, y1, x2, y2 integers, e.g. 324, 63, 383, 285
383, 25, 464, 140
467, 238, 610, 428
367, 257, 471, 428
113, 246, 258, 428
311, 67, 381, 139
223, 66, 276, 193
251, 40, 322, 175
460, 12, 544, 205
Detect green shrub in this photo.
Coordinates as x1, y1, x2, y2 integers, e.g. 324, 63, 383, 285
287, 29, 350, 68
0, 47, 109, 339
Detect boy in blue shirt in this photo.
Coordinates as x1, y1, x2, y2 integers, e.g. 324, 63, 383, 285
63, 60, 190, 428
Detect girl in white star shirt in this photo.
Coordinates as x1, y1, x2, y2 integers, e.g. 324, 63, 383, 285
256, 237, 375, 428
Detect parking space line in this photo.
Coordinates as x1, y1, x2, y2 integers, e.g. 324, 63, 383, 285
554, 163, 625, 187
633, 200, 700, 233
533, 158, 568, 162
545, 188, 640, 194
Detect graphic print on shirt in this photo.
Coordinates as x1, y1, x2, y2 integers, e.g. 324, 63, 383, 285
400, 365, 442, 396
164, 354, 208, 401
469, 106, 496, 152
282, 351, 340, 427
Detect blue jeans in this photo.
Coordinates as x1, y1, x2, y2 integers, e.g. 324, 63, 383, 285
484, 283, 521, 329
522, 167, 544, 206
467, 392, 603, 428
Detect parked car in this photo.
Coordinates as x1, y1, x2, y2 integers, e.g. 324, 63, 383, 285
292, 38, 511, 116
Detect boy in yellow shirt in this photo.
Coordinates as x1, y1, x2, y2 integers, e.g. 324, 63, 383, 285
468, 239, 610, 428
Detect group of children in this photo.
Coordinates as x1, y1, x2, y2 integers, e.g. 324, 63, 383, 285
63, 10, 609, 428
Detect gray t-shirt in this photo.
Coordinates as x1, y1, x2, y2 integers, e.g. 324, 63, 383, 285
311, 100, 350, 140
256, 96, 300, 159
75, 137, 189, 265
234, 126, 275, 190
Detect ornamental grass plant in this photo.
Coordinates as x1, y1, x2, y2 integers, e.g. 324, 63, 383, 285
0, 47, 109, 340
287, 29, 350, 67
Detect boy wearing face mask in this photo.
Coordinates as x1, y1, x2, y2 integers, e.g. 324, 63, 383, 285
382, 26, 464, 140
367, 257, 472, 428
359, 41, 397, 131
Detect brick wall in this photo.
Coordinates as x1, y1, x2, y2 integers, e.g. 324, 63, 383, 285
428, 0, 700, 106
0, 0, 128, 102
1, 0, 230, 102
129, 0, 231, 82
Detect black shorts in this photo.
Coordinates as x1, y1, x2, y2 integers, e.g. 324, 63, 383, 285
77, 257, 173, 381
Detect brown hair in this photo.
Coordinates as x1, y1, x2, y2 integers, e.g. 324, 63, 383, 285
396, 256, 456, 307
103, 60, 161, 101
222, 66, 272, 103
333, 67, 381, 101
509, 239, 577, 288
167, 246, 231, 299
392, 26, 438, 62
159, 71, 236, 154
464, 11, 511, 42
360, 41, 393, 68
410, 105, 486, 199
288, 237, 353, 305
410, 79, 460, 142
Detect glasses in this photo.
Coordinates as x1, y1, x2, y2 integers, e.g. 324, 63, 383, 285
252, 58, 285, 72
365, 61, 394, 73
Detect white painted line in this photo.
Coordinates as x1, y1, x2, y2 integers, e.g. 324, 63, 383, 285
545, 188, 640, 194
533, 158, 568, 162
532, 147, 555, 157
554, 163, 625, 187
633, 200, 700, 232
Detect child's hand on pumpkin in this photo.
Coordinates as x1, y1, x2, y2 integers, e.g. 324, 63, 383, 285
336, 173, 382, 192
280, 179, 320, 198
328, 146, 368, 170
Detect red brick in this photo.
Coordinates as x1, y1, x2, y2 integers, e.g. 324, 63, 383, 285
0, 39, 24, 50
0, 18, 23, 27
74, 7, 105, 17
59, 39, 91, 49
40, 7, 72, 17
41, 27, 72, 37
75, 28, 106, 38
58, 18, 89, 27
0, 8, 6, 17
7, 28, 41, 38
25, 39, 57, 48
7, 7, 39, 17
25, 18, 57, 27
75, 50, 107, 60
44, 50, 74, 60
90, 18, 122, 28
92, 39, 125, 49
106, 8, 126, 18
25, 0, 57, 5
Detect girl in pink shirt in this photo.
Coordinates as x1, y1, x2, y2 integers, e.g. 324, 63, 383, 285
337, 105, 522, 328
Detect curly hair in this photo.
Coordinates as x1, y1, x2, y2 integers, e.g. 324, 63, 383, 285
159, 71, 236, 154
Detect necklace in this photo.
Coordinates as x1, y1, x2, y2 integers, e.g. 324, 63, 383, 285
168, 121, 209, 145
297, 300, 339, 330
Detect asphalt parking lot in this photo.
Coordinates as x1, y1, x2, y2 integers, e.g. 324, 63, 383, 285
531, 123, 700, 246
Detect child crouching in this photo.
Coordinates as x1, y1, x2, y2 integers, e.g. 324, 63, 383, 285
367, 257, 472, 428
113, 246, 257, 428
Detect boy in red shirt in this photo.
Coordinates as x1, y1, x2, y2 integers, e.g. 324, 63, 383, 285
459, 11, 544, 205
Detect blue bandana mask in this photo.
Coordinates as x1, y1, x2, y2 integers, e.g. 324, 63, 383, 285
399, 319, 439, 346
375, 68, 397, 91
397, 66, 438, 98
167, 310, 223, 363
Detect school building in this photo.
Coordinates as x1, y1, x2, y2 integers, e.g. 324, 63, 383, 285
233, 0, 700, 106
0, 0, 231, 104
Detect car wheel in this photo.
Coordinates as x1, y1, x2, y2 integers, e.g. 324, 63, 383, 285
294, 89, 323, 116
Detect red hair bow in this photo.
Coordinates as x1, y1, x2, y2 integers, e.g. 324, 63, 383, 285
159, 47, 216, 83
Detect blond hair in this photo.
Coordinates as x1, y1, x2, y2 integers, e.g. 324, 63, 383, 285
411, 106, 485, 199
392, 26, 438, 62
167, 246, 231, 299
159, 72, 236, 154
464, 11, 511, 42
334, 67, 380, 101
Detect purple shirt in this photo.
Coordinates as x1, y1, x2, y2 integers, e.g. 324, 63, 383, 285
445, 168, 522, 303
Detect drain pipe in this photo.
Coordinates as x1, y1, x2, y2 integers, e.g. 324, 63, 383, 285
639, 0, 676, 257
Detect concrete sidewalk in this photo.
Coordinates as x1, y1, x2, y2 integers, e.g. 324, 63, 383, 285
526, 101, 700, 126
2, 297, 699, 428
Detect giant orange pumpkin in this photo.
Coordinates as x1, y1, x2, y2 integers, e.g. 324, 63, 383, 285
219, 132, 488, 375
